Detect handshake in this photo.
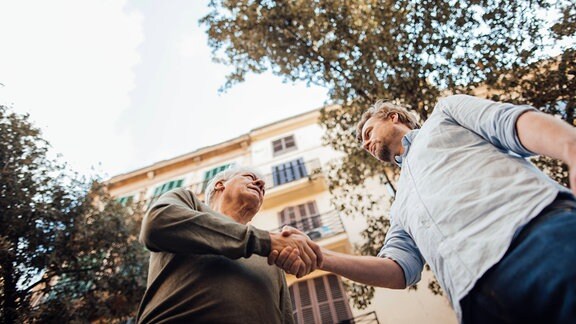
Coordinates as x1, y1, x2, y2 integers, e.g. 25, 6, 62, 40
268, 226, 324, 278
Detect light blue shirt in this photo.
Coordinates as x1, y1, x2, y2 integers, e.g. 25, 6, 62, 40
378, 94, 569, 321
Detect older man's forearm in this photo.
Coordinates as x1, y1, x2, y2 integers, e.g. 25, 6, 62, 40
141, 197, 270, 257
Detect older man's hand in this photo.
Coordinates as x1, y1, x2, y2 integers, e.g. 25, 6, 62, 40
268, 226, 323, 278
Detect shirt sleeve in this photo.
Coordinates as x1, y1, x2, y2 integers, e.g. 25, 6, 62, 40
139, 188, 271, 258
436, 94, 537, 157
377, 216, 425, 287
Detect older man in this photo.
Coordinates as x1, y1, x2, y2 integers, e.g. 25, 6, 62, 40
136, 167, 321, 323
274, 95, 576, 323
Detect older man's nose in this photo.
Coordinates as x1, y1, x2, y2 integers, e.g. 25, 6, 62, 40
254, 178, 265, 190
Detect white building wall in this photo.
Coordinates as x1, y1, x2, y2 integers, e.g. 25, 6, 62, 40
109, 110, 458, 323
251, 124, 341, 169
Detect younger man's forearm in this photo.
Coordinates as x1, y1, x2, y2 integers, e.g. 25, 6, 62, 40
321, 249, 406, 289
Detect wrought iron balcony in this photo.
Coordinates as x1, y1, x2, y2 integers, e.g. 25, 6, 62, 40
271, 210, 345, 242
120, 159, 324, 209
339, 311, 380, 324
264, 158, 322, 190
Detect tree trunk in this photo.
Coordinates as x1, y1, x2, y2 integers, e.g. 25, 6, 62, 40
1, 261, 17, 324
565, 99, 574, 127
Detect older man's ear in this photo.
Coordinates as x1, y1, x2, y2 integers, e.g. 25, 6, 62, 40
214, 181, 225, 192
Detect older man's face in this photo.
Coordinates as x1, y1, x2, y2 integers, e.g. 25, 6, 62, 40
222, 172, 266, 211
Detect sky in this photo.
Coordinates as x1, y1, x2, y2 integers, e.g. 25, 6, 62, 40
0, 1, 329, 179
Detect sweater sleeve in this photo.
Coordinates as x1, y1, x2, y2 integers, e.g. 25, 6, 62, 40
139, 188, 271, 258
279, 271, 296, 324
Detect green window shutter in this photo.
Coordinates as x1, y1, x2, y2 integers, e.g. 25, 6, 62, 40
201, 171, 212, 192
151, 178, 185, 200
116, 195, 134, 206
175, 179, 183, 188
148, 178, 184, 208
153, 186, 162, 197
203, 171, 212, 181
201, 163, 233, 192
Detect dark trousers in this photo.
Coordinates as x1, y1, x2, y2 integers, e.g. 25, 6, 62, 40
460, 193, 576, 324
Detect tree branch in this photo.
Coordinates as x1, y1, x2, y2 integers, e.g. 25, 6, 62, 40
280, 23, 374, 102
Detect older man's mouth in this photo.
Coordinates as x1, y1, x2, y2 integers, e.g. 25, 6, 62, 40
248, 186, 262, 197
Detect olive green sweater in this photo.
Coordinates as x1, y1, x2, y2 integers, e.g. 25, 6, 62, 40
136, 188, 294, 323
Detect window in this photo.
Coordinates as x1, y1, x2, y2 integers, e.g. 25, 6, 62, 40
116, 195, 134, 206
278, 201, 321, 233
272, 135, 297, 156
151, 179, 184, 200
148, 179, 184, 208
272, 158, 307, 186
290, 275, 353, 324
201, 163, 233, 192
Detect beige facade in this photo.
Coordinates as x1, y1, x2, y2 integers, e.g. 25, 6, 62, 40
107, 108, 457, 324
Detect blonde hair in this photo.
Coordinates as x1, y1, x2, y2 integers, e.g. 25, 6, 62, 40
355, 100, 419, 143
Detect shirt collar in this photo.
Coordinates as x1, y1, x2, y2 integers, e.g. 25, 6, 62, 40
394, 129, 419, 167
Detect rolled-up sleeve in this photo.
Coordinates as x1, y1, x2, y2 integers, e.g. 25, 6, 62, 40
377, 217, 425, 287
437, 94, 537, 157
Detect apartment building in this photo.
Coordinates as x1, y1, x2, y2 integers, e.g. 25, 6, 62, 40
107, 108, 457, 324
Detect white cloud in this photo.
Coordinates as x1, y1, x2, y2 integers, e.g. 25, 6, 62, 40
178, 32, 204, 59
0, 1, 329, 179
0, 0, 144, 177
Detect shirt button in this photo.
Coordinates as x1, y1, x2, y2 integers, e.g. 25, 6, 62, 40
421, 219, 431, 228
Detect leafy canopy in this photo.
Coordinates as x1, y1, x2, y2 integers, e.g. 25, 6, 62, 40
201, 0, 574, 307
0, 105, 147, 323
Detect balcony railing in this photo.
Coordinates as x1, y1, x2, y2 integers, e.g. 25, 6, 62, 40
186, 158, 323, 196
271, 210, 345, 242
339, 311, 380, 324
118, 159, 324, 209
122, 310, 378, 324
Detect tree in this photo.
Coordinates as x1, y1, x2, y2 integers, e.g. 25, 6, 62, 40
0, 105, 148, 323
201, 0, 575, 308
481, 2, 576, 186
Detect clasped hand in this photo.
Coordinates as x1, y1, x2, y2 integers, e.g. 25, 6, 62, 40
268, 226, 323, 278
